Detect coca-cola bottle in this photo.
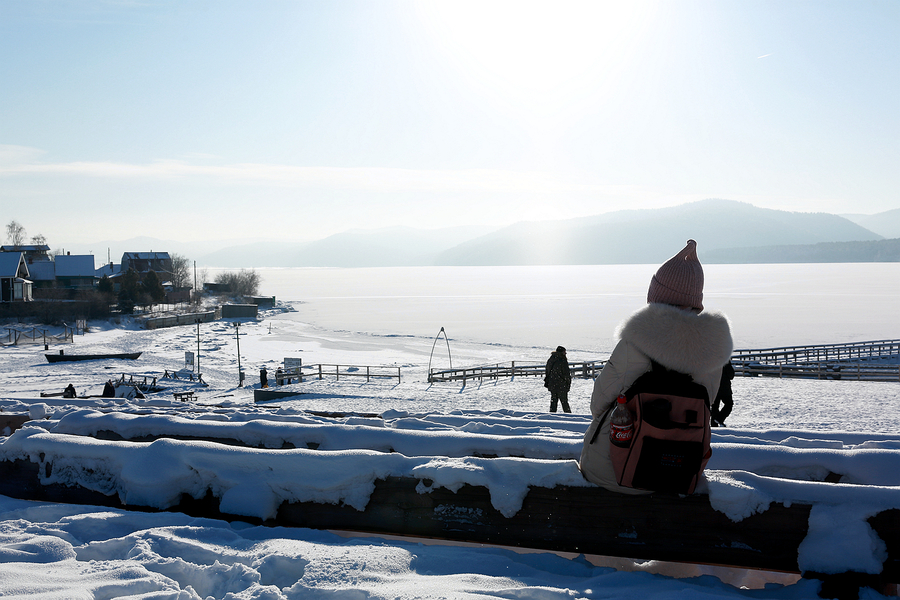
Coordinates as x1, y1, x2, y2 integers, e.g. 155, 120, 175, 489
609, 394, 634, 447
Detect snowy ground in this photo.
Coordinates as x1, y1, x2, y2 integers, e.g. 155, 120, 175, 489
1, 302, 899, 599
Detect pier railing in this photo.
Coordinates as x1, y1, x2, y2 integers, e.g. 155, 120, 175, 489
732, 339, 900, 366
428, 340, 899, 384
428, 360, 604, 383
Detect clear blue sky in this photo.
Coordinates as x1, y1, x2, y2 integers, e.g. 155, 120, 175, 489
1, 0, 897, 247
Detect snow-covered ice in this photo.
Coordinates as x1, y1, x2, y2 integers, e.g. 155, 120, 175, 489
1, 274, 899, 598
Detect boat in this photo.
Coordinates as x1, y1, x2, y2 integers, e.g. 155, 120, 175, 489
45, 352, 142, 363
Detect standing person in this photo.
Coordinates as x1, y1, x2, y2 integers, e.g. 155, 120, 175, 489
712, 362, 735, 426
259, 366, 268, 389
544, 346, 572, 413
579, 240, 733, 494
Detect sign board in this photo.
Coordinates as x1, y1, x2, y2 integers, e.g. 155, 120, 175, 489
185, 351, 194, 367
283, 357, 302, 374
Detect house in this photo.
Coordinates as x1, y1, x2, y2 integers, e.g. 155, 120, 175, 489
0, 252, 33, 302
0, 244, 50, 265
121, 252, 172, 282
55, 254, 97, 289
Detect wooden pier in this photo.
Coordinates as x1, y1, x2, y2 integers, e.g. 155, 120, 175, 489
428, 340, 900, 384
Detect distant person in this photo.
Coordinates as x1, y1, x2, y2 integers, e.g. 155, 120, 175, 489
62, 384, 76, 398
712, 362, 735, 426
102, 380, 115, 398
544, 346, 572, 413
579, 240, 733, 494
260, 366, 268, 389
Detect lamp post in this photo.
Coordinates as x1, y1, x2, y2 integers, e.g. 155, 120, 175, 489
195, 319, 201, 377
234, 321, 243, 387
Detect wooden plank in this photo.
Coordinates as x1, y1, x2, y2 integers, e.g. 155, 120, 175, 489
0, 414, 30, 434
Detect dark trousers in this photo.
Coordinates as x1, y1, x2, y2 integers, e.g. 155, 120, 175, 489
712, 396, 733, 424
550, 390, 571, 413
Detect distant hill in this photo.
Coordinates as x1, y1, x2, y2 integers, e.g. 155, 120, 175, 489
434, 199, 883, 265
58, 200, 894, 268
842, 209, 900, 239
704, 238, 900, 263
197, 225, 494, 268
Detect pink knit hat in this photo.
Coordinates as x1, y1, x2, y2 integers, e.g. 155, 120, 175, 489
647, 239, 704, 311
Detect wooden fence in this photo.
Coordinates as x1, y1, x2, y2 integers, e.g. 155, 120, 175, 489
300, 364, 402, 383
2, 326, 74, 346
428, 360, 604, 384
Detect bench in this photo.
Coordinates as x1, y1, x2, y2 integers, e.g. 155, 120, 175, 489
172, 391, 195, 402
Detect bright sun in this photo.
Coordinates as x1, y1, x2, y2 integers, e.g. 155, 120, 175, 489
414, 0, 656, 121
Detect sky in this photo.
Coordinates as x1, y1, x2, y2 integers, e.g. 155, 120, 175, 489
1, 0, 898, 248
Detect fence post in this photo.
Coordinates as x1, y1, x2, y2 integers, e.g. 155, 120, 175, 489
366, 366, 370, 382
318, 364, 323, 380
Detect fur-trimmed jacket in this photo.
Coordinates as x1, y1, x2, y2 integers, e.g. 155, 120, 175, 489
579, 303, 733, 494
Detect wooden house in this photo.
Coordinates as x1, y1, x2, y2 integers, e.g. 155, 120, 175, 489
0, 252, 33, 302
121, 252, 172, 282
0, 244, 50, 264
54, 254, 97, 289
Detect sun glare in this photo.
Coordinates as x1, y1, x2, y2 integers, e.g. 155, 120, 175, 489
415, 0, 655, 121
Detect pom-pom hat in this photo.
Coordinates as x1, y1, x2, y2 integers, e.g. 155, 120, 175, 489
647, 239, 704, 311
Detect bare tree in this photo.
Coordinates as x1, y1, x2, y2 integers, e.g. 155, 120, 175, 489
169, 253, 192, 288
215, 269, 261, 297
5, 221, 26, 248
31, 234, 47, 246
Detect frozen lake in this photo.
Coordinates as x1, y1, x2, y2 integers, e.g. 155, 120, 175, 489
233, 263, 900, 353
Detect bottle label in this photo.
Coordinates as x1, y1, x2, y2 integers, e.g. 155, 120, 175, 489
610, 423, 633, 447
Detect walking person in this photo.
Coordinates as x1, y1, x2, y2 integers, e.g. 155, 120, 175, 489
579, 240, 733, 493
712, 362, 735, 426
544, 346, 572, 413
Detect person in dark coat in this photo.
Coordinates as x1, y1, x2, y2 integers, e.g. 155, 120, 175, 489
544, 346, 572, 413
260, 366, 269, 389
712, 362, 735, 426
62, 384, 76, 398
102, 380, 116, 398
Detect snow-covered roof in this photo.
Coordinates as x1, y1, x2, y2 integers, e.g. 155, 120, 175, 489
95, 263, 120, 278
122, 252, 170, 261
25, 260, 55, 281
55, 254, 97, 278
0, 244, 50, 253
0, 252, 28, 278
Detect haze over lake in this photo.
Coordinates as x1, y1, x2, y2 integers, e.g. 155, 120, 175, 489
227, 263, 900, 354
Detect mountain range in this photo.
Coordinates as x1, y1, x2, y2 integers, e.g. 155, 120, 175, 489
64, 199, 900, 267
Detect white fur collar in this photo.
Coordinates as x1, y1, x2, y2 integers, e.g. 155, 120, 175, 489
616, 303, 733, 375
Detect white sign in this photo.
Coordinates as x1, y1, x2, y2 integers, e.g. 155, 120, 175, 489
284, 357, 302, 374
185, 351, 194, 367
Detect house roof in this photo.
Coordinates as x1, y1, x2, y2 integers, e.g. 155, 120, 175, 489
95, 263, 120, 278
26, 261, 56, 281
0, 252, 29, 278
0, 244, 50, 253
55, 255, 97, 278
122, 252, 171, 261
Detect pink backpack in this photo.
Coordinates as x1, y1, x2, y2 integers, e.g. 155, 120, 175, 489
594, 361, 712, 494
